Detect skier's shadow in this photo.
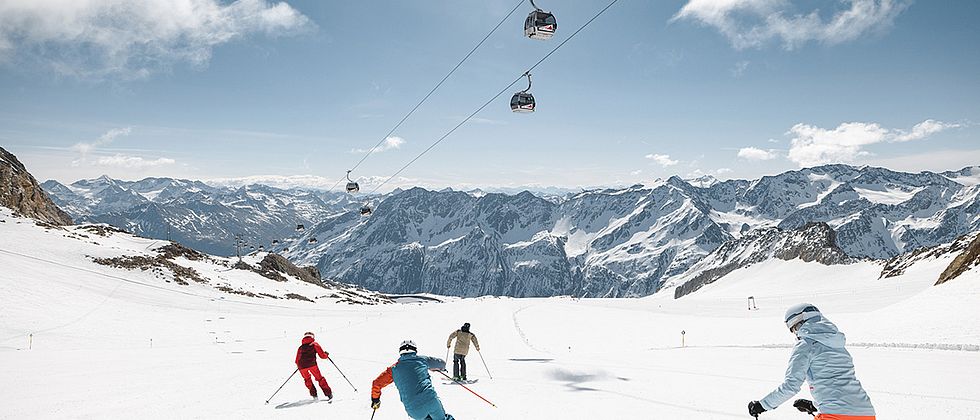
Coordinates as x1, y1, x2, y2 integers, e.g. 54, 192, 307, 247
274, 399, 318, 409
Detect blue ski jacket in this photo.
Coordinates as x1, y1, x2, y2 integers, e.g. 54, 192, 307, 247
372, 353, 448, 420
760, 316, 875, 416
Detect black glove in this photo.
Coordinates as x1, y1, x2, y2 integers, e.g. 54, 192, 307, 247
748, 401, 766, 417
371, 398, 380, 410
794, 399, 817, 414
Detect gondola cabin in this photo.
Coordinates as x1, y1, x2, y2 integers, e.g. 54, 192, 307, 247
308, 237, 318, 244
511, 92, 535, 113
524, 10, 556, 40
296, 224, 305, 232
346, 182, 360, 194
360, 206, 373, 216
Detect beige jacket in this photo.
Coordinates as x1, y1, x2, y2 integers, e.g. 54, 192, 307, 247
447, 330, 480, 356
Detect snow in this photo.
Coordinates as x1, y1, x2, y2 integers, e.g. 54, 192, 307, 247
853, 186, 925, 205
1, 208, 979, 419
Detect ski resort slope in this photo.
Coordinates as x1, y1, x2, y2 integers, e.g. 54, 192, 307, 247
1, 213, 979, 419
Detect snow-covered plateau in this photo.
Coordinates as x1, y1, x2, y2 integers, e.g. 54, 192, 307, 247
1, 206, 978, 419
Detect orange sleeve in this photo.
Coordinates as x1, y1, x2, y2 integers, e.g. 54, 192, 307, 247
371, 364, 395, 399
314, 342, 328, 359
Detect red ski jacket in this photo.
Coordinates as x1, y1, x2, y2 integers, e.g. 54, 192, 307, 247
296, 336, 329, 369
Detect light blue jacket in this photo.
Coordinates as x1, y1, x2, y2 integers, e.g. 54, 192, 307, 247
392, 353, 448, 420
761, 316, 875, 416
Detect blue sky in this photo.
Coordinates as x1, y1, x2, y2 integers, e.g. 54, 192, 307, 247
1, 0, 977, 191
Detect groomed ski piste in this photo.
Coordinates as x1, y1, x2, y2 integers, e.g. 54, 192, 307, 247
1, 207, 978, 419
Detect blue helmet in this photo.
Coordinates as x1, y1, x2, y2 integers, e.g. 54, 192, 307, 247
784, 303, 821, 331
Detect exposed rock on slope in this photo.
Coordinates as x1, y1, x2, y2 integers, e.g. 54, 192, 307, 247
672, 223, 851, 298
0, 147, 72, 225
937, 235, 980, 285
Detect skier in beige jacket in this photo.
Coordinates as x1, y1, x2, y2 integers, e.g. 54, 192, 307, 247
446, 323, 480, 381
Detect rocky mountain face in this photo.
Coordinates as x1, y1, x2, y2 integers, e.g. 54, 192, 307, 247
41, 176, 361, 256
937, 235, 980, 285
0, 147, 72, 225
670, 223, 850, 298
286, 165, 980, 298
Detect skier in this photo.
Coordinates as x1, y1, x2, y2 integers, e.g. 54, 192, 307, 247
295, 331, 333, 401
446, 322, 480, 381
748, 304, 876, 420
371, 340, 455, 420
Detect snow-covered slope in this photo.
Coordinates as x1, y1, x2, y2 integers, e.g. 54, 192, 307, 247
2, 204, 978, 419
0, 207, 388, 305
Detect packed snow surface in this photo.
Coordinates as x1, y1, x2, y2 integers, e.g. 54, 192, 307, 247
1, 211, 979, 419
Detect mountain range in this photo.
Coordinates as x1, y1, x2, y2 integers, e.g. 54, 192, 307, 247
41, 176, 363, 256
39, 165, 980, 298
282, 165, 980, 297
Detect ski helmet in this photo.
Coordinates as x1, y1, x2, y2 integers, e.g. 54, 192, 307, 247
304, 332, 315, 339
461, 322, 471, 332
784, 303, 821, 331
399, 340, 418, 354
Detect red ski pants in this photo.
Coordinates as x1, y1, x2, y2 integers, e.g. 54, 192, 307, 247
299, 365, 332, 397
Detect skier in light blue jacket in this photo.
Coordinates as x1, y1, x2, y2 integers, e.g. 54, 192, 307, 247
748, 304, 876, 420
371, 340, 455, 420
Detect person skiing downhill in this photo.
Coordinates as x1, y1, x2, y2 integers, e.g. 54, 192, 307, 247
295, 332, 333, 401
748, 304, 876, 420
371, 340, 455, 420
446, 322, 480, 381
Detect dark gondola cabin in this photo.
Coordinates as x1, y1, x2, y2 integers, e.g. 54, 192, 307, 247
296, 224, 305, 232
510, 92, 535, 113
308, 238, 317, 244
524, 9, 556, 40
360, 206, 373, 216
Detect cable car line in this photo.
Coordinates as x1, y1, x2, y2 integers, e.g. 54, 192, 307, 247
366, 0, 621, 196
325, 0, 527, 193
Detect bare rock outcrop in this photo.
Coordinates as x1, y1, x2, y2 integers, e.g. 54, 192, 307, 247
0, 146, 72, 225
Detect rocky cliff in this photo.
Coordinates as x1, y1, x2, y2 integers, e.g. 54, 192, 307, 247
0, 147, 72, 225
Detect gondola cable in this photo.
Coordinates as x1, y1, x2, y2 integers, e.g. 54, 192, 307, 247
367, 0, 621, 195
325, 0, 527, 193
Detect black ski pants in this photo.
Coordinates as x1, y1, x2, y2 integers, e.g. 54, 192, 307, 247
452, 353, 467, 379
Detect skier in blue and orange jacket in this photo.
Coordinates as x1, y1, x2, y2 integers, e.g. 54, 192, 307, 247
371, 340, 455, 420
748, 304, 876, 420
295, 332, 332, 400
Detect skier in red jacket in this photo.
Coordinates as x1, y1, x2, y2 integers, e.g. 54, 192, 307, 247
295, 332, 333, 400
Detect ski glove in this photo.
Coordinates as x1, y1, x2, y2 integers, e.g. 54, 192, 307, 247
371, 398, 380, 410
793, 399, 817, 414
748, 401, 766, 416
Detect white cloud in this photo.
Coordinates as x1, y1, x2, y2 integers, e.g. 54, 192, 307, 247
672, 0, 909, 50
715, 167, 733, 175
206, 174, 417, 193
72, 127, 133, 156
95, 154, 176, 168
352, 136, 406, 154
0, 0, 313, 80
645, 153, 679, 167
737, 146, 778, 160
786, 119, 959, 167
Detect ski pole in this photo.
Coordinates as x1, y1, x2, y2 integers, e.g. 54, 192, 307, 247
436, 370, 497, 408
265, 368, 298, 404
477, 349, 493, 379
329, 358, 358, 392
370, 408, 377, 420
